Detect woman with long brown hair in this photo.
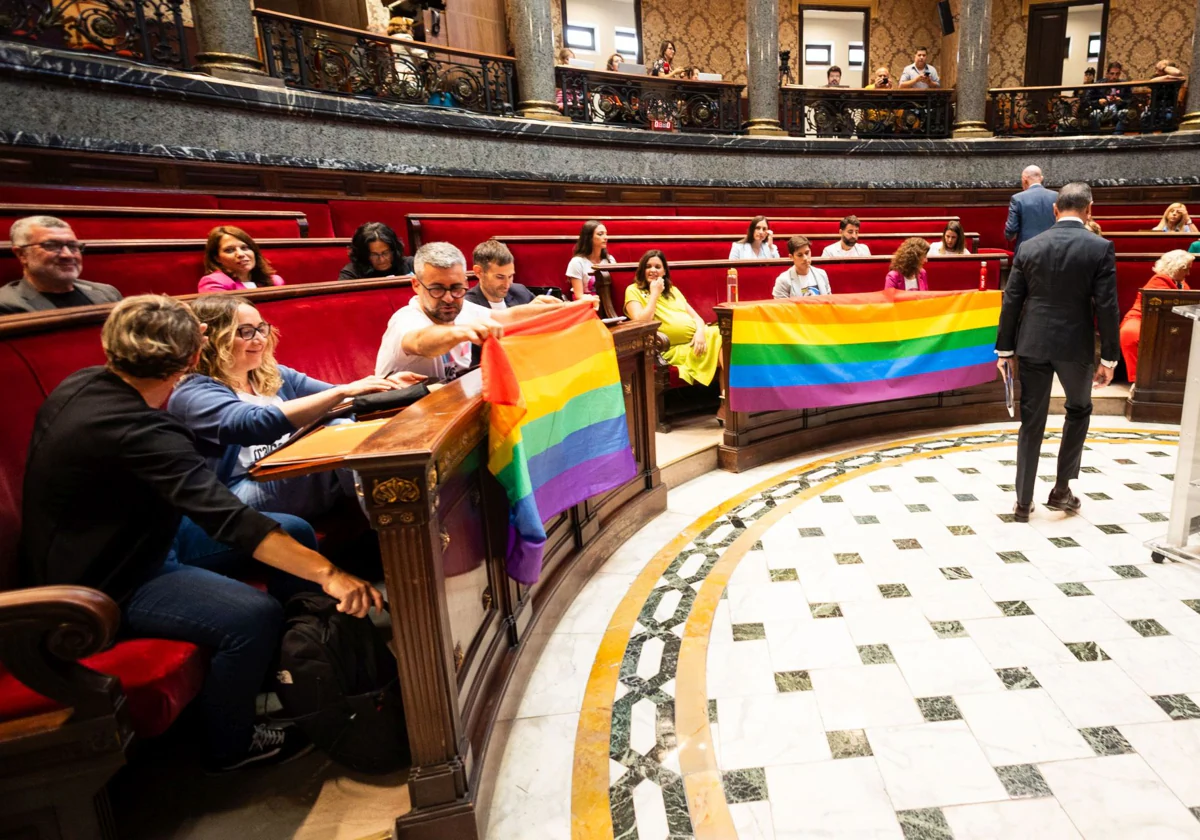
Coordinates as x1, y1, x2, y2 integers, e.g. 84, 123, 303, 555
884, 237, 931, 290
198, 226, 286, 291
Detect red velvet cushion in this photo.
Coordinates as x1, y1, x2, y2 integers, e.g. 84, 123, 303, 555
216, 198, 336, 239
1108, 233, 1196, 254
0, 638, 207, 738
0, 343, 45, 589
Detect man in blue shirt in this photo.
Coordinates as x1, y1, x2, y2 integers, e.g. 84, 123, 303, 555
1005, 165, 1059, 255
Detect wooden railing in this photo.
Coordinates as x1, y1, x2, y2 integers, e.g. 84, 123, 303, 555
987, 79, 1184, 137
779, 86, 954, 138
554, 66, 745, 134
0, 0, 189, 68
255, 9, 516, 117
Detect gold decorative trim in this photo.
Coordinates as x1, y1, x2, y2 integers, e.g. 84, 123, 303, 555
482, 588, 493, 611
372, 477, 420, 506
453, 642, 465, 672
440, 529, 451, 550
792, 0, 878, 18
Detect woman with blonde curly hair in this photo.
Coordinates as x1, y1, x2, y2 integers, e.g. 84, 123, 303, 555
884, 237, 931, 290
168, 295, 423, 517
1119, 249, 1194, 384
1153, 203, 1193, 233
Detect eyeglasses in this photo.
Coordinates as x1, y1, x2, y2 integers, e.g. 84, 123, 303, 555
417, 278, 468, 300
18, 240, 87, 255
235, 323, 272, 341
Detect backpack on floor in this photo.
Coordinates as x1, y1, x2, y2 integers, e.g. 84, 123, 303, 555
273, 591, 409, 773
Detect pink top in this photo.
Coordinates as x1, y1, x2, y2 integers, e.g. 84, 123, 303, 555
883, 268, 928, 291
198, 271, 285, 292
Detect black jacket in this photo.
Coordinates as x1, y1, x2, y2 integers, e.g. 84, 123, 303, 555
464, 282, 535, 309
337, 257, 414, 281
996, 219, 1120, 365
20, 367, 280, 602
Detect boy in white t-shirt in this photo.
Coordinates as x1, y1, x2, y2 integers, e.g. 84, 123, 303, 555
773, 235, 831, 298
820, 215, 872, 258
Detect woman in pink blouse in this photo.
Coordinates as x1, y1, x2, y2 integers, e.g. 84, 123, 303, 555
884, 237, 930, 291
198, 226, 285, 292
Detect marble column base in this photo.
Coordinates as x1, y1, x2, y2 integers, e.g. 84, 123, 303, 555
193, 51, 280, 87
952, 120, 993, 139
1179, 111, 1200, 132
517, 100, 571, 122
746, 118, 786, 136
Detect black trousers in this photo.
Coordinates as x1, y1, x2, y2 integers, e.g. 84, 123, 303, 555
1015, 358, 1094, 505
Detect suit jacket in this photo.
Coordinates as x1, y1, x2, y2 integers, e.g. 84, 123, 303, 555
464, 282, 534, 309
884, 268, 928, 291
1004, 183, 1058, 254
0, 277, 122, 315
996, 219, 1120, 365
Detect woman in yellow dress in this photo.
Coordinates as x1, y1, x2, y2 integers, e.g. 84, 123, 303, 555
623, 249, 722, 386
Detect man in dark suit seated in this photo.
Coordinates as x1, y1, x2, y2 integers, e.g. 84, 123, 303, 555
996, 182, 1121, 522
465, 239, 536, 310
0, 215, 121, 315
1004, 166, 1058, 257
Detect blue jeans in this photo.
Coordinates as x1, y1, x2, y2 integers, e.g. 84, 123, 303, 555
121, 514, 318, 763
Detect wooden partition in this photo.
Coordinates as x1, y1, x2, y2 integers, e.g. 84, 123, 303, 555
1126, 289, 1200, 423
713, 302, 1013, 472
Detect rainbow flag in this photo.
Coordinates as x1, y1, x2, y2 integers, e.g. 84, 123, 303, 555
729, 289, 1002, 412
482, 301, 637, 584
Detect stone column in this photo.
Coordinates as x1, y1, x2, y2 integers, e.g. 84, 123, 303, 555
505, 0, 570, 120
745, 0, 785, 135
951, 0, 993, 138
1179, 0, 1200, 131
190, 0, 270, 82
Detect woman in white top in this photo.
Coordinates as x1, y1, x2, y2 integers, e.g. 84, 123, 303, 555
565, 220, 617, 300
729, 216, 780, 260
926, 220, 967, 255
773, 235, 831, 297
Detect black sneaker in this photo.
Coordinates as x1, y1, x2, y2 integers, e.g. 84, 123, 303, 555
206, 724, 314, 773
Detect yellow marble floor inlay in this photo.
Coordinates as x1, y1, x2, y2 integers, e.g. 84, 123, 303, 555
569, 428, 1179, 839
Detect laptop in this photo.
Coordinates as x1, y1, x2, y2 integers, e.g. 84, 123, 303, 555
617, 62, 646, 74
567, 58, 594, 69
697, 72, 722, 81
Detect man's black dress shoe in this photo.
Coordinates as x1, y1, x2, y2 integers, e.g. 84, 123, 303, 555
1045, 487, 1082, 514
1013, 501, 1032, 523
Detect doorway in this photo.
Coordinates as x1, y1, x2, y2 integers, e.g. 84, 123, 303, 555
797, 7, 869, 88
1024, 1, 1108, 87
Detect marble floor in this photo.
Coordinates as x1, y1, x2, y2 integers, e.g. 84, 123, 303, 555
484, 418, 1200, 840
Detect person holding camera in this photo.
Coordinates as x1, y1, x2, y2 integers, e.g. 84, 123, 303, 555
899, 47, 939, 89
861, 66, 898, 137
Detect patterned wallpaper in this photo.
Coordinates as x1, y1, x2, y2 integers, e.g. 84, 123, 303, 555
867, 0, 943, 80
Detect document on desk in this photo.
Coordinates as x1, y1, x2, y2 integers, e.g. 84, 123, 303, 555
253, 418, 390, 470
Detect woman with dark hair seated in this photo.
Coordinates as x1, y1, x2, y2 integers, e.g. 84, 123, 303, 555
623, 250, 721, 387
565, 220, 616, 300
169, 295, 424, 518
884, 237, 931, 290
338, 222, 413, 280
927, 220, 967, 255
199, 226, 285, 292
729, 216, 779, 260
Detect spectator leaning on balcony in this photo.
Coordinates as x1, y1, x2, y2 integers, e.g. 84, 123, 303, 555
0, 215, 121, 315
821, 215, 871, 257
1005, 165, 1058, 255
898, 47, 939, 89
1153, 203, 1193, 233
1095, 61, 1132, 133
774, 236, 830, 297
199, 226, 285, 292
729, 216, 780, 260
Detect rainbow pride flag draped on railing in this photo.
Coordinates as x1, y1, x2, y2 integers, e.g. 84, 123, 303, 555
728, 289, 1002, 412
482, 301, 637, 584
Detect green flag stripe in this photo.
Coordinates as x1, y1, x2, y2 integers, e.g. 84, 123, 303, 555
731, 325, 998, 368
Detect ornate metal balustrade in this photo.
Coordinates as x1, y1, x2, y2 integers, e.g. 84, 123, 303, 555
0, 0, 188, 68
780, 86, 953, 138
256, 9, 515, 117
988, 79, 1184, 137
555, 67, 744, 134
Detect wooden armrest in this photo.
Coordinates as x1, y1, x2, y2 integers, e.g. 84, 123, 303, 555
0, 585, 124, 722
655, 331, 670, 354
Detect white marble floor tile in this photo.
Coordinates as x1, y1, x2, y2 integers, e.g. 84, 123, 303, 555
725, 581, 810, 624
631, 777, 669, 840
971, 564, 1068, 603
548, 573, 638, 634
1025, 596, 1143, 643
707, 639, 778, 699
1102, 636, 1200, 696
510, 632, 603, 719
598, 510, 698, 576
1024, 548, 1125, 584
1139, 561, 1200, 599
1119, 720, 1200, 807
729, 550, 774, 587
1038, 754, 1200, 840
1028, 661, 1169, 728
1148, 601, 1200, 644
765, 757, 904, 840
1087, 578, 1191, 620
797, 564, 885, 603
717, 692, 831, 770
963, 616, 1081, 668
729, 801, 777, 840
942, 798, 1083, 840
764, 617, 862, 672
484, 713, 578, 840
810, 665, 925, 730
954, 689, 1095, 764
890, 638, 1005, 696
908, 583, 1007, 622
867, 720, 1009, 810
839, 598, 940, 645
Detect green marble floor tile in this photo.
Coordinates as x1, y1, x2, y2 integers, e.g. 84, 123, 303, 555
916, 476, 937, 484
855, 515, 880, 525
1126, 483, 1151, 491
826, 729, 872, 759
775, 670, 813, 692
1080, 725, 1134, 756
1152, 694, 1200, 720
1065, 641, 1110, 662
996, 764, 1052, 798
821, 494, 843, 503
799, 527, 825, 537
858, 644, 896, 665
998, 600, 1034, 617
931, 620, 966, 639
1058, 582, 1093, 597
879, 583, 912, 599
1142, 512, 1169, 522
1049, 537, 1081, 548
1185, 600, 1200, 615
906, 504, 931, 513
897, 808, 953, 840
723, 767, 769, 804
769, 568, 799, 582
810, 602, 843, 619
1097, 524, 1128, 535
996, 666, 1041, 690
1086, 492, 1112, 501
836, 552, 863, 565
916, 696, 962, 722
1128, 618, 1170, 637
998, 551, 1029, 564
1112, 565, 1147, 579
894, 538, 922, 550
708, 699, 718, 723
732, 622, 766, 641
947, 525, 976, 536
940, 566, 973, 580
870, 485, 891, 493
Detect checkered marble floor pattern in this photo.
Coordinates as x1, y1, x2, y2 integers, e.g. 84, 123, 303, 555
482, 424, 1200, 840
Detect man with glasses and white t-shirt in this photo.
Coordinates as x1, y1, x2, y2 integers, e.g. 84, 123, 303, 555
0, 215, 121, 315
375, 241, 563, 381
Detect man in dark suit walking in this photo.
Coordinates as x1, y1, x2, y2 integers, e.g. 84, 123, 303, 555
1004, 165, 1058, 256
465, 239, 537, 310
997, 182, 1120, 522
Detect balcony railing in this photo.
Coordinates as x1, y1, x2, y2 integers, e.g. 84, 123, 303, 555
987, 79, 1184, 137
255, 9, 515, 117
779, 86, 953, 138
0, 0, 189, 68
555, 67, 744, 134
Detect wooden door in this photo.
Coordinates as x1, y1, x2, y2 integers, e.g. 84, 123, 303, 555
1024, 5, 1069, 86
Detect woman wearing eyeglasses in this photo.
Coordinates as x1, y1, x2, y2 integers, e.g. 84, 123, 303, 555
168, 295, 424, 517
198, 226, 286, 292
338, 222, 413, 281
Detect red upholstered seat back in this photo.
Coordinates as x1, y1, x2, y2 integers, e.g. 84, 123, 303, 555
216, 198, 336, 238
1115, 255, 1200, 315
0, 213, 302, 241
1095, 218, 1171, 233
0, 186, 219, 209
0, 342, 45, 589
1107, 233, 1197, 254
